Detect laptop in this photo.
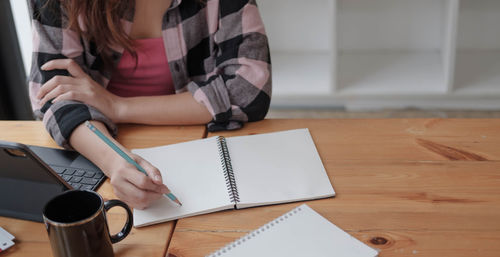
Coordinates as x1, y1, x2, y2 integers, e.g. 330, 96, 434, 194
0, 140, 106, 222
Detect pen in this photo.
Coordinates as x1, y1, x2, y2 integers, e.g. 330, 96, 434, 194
85, 121, 182, 206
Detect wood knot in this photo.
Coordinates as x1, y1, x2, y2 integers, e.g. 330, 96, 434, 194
370, 237, 388, 245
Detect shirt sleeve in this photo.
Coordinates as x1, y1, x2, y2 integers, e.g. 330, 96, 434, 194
28, 0, 116, 149
187, 0, 272, 132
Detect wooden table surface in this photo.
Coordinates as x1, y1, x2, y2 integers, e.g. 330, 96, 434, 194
0, 121, 206, 257
167, 119, 500, 257
1, 119, 500, 257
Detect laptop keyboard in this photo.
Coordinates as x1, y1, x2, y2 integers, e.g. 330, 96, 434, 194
50, 166, 105, 191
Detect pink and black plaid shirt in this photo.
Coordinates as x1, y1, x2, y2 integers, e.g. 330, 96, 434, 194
28, 0, 272, 148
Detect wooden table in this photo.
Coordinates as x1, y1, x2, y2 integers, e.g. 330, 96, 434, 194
1, 119, 500, 257
0, 121, 206, 257
167, 119, 500, 257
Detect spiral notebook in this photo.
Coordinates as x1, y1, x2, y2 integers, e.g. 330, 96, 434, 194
132, 128, 335, 227
207, 204, 378, 257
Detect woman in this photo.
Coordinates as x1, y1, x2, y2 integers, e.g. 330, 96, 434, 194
28, 0, 271, 209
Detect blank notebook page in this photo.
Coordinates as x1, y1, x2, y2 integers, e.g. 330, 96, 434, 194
132, 137, 232, 227
225, 129, 335, 208
207, 204, 378, 257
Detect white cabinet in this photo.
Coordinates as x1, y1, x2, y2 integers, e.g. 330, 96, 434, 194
260, 0, 335, 96
455, 0, 500, 94
259, 0, 500, 109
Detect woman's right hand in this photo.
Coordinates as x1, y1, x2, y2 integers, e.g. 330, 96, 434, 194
107, 153, 170, 210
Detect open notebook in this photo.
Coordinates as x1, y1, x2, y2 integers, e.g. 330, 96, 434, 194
132, 128, 335, 227
206, 204, 379, 257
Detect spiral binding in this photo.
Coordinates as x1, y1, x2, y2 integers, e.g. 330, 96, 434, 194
217, 136, 240, 204
206, 206, 304, 257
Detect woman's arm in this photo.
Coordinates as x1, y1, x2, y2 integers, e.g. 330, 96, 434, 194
115, 92, 212, 125
185, 0, 272, 131
36, 1, 272, 131
28, 0, 118, 148
69, 121, 169, 209
37, 59, 212, 125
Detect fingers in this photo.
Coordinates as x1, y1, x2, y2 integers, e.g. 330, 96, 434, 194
137, 157, 165, 185
123, 163, 168, 194
39, 84, 75, 106
109, 164, 166, 210
37, 75, 75, 100
41, 59, 87, 78
111, 177, 163, 210
52, 91, 78, 103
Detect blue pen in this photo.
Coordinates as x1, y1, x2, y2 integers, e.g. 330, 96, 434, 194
85, 121, 182, 206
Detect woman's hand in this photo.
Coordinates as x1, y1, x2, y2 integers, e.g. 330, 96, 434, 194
107, 153, 170, 210
36, 59, 124, 122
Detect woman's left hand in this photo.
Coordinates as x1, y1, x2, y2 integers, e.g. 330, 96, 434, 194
37, 59, 123, 122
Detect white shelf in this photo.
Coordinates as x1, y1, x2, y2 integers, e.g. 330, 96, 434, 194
337, 0, 450, 51
338, 51, 445, 95
257, 0, 500, 109
259, 0, 334, 97
453, 0, 500, 94
454, 51, 500, 94
271, 52, 332, 96
456, 0, 500, 50
258, 0, 334, 53
336, 0, 454, 95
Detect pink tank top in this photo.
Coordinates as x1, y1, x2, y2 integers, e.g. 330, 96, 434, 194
107, 37, 175, 97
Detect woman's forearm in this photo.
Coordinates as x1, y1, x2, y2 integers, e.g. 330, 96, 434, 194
68, 121, 169, 209
115, 92, 212, 125
68, 121, 124, 174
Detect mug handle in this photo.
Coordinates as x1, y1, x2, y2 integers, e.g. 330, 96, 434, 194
104, 200, 133, 244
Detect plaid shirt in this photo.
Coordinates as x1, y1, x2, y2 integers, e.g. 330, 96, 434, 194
28, 0, 272, 148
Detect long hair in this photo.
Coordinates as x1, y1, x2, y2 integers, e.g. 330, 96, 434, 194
51, 0, 205, 70
58, 0, 135, 69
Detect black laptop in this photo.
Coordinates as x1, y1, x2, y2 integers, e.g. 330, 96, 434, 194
0, 140, 106, 222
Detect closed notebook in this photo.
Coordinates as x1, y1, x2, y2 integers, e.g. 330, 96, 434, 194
206, 204, 379, 257
132, 128, 335, 227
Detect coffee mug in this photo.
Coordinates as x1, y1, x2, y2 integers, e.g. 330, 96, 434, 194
43, 190, 133, 257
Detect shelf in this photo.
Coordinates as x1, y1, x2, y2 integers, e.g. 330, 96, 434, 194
338, 51, 446, 95
456, 0, 500, 50
336, 0, 453, 95
453, 0, 500, 94
337, 0, 450, 51
271, 52, 333, 96
258, 0, 500, 109
259, 0, 333, 52
454, 51, 500, 94
258, 0, 334, 97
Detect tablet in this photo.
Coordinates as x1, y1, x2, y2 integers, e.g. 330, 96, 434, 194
1, 139, 106, 224
0, 141, 72, 222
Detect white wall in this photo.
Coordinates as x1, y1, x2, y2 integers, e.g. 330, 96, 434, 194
9, 0, 32, 75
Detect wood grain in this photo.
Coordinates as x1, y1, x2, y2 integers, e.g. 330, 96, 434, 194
0, 121, 206, 257
168, 230, 500, 257
207, 119, 500, 161
116, 124, 206, 149
0, 121, 60, 148
168, 119, 500, 257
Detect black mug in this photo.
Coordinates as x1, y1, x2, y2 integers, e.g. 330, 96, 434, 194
43, 190, 133, 257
